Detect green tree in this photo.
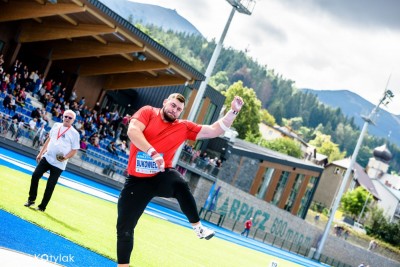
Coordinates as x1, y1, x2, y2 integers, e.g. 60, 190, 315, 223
298, 126, 315, 142
309, 132, 346, 162
282, 117, 303, 131
209, 71, 229, 92
365, 206, 400, 246
260, 109, 276, 126
263, 137, 302, 158
223, 81, 261, 139
340, 187, 371, 219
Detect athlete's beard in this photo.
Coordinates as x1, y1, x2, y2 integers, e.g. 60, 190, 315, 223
162, 107, 176, 122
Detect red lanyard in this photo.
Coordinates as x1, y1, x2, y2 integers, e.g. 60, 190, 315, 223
57, 126, 71, 140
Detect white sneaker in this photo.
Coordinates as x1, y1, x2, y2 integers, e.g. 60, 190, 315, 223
194, 225, 215, 240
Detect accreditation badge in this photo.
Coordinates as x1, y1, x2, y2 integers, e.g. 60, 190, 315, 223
136, 151, 162, 174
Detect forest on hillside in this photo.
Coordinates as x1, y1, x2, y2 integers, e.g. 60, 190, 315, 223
136, 24, 400, 172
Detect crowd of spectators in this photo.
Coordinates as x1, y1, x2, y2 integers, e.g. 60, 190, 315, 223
1, 56, 225, 178
181, 144, 223, 176
0, 57, 130, 159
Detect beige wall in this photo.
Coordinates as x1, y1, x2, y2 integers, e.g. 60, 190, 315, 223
313, 164, 354, 209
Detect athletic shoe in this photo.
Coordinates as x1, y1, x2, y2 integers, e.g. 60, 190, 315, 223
35, 206, 45, 212
194, 225, 215, 240
24, 200, 35, 207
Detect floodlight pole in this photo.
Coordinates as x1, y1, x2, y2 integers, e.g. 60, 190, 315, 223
314, 87, 395, 260
172, 0, 255, 167
357, 190, 371, 223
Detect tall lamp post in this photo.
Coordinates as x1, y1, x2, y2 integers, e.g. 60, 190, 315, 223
172, 0, 256, 166
357, 188, 372, 223
314, 87, 394, 260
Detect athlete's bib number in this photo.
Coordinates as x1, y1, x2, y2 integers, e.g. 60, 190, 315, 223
136, 151, 162, 174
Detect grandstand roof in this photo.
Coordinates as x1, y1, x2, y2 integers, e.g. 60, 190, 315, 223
0, 0, 205, 90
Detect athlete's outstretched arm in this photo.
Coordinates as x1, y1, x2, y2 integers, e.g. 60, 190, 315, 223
196, 96, 244, 140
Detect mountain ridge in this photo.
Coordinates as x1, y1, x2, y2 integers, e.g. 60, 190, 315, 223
301, 89, 400, 146
99, 0, 202, 36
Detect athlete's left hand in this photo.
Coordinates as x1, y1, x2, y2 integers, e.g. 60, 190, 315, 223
231, 96, 244, 113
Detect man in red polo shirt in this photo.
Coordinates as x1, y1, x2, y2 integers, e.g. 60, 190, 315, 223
116, 93, 244, 266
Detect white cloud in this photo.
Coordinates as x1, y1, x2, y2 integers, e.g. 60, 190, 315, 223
131, 0, 400, 114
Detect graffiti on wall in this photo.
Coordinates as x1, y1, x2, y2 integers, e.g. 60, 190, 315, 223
215, 192, 312, 247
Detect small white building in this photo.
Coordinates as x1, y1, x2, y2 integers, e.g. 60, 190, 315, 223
366, 144, 400, 223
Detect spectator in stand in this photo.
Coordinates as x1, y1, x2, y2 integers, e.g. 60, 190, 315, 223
80, 137, 88, 151
15, 92, 25, 107
0, 114, 6, 134
31, 107, 41, 120
9, 119, 18, 139
117, 140, 127, 154
32, 124, 46, 148
78, 97, 85, 108
74, 120, 84, 135
40, 110, 49, 126
33, 74, 42, 96
216, 159, 223, 168
93, 102, 101, 113
107, 141, 118, 156
52, 82, 61, 95
191, 150, 201, 164
44, 79, 54, 92
89, 133, 100, 148
113, 126, 122, 142
28, 118, 37, 138
103, 162, 116, 177
200, 152, 209, 161
3, 94, 14, 113
121, 114, 131, 126
15, 119, 26, 142
11, 112, 23, 122
69, 89, 77, 102
80, 105, 90, 117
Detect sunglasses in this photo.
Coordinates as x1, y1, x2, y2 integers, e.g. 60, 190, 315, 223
64, 116, 74, 120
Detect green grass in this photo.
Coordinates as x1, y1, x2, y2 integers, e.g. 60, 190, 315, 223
0, 165, 304, 267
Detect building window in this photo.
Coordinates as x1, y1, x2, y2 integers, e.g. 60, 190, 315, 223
297, 176, 318, 217
284, 173, 305, 212
255, 168, 275, 199
271, 171, 290, 206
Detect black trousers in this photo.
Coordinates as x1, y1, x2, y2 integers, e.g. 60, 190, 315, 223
28, 157, 63, 210
116, 168, 200, 264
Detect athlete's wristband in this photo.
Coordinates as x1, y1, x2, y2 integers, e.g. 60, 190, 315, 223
230, 109, 239, 115
147, 147, 157, 157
